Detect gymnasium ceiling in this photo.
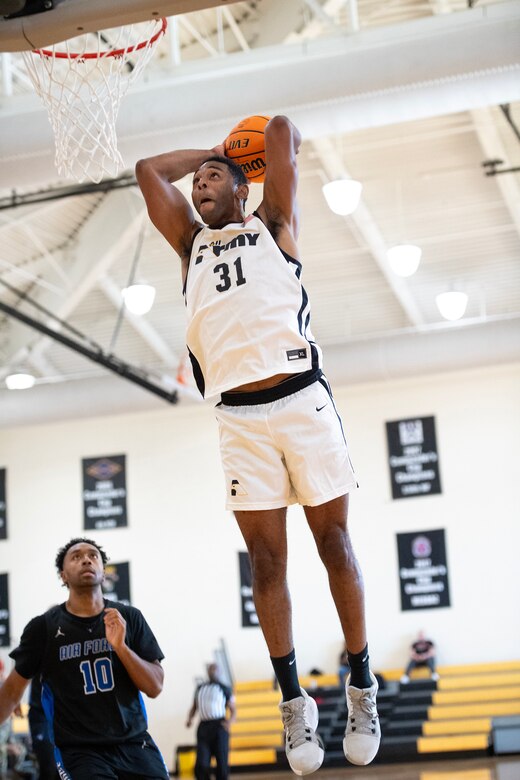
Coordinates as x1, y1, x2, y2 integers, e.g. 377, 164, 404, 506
0, 0, 520, 426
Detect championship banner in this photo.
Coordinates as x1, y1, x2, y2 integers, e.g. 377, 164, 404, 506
102, 561, 131, 605
0, 573, 10, 648
397, 529, 451, 611
0, 468, 6, 541
386, 416, 442, 499
82, 455, 128, 530
239, 551, 259, 627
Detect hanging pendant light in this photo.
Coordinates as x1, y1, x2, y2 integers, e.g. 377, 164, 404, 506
322, 179, 362, 216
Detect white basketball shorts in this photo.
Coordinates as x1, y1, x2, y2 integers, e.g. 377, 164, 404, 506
215, 371, 358, 511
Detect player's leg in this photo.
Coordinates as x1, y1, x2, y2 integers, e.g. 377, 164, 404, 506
234, 508, 292, 659
234, 508, 323, 776
304, 496, 380, 767
401, 658, 416, 683
304, 496, 367, 658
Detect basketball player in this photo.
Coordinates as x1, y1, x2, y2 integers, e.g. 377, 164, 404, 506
0, 538, 169, 780
136, 115, 380, 774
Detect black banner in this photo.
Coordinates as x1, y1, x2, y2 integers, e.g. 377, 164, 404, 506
0, 469, 6, 540
82, 455, 128, 530
102, 561, 131, 605
386, 416, 442, 499
0, 573, 10, 647
397, 529, 451, 611
239, 551, 259, 628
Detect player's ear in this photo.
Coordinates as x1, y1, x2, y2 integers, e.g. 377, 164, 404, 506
237, 182, 249, 202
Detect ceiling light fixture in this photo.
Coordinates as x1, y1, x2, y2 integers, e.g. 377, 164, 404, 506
322, 179, 362, 216
387, 244, 422, 277
121, 283, 156, 315
436, 291, 468, 321
5, 371, 36, 390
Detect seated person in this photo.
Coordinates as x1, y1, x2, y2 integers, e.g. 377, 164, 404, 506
401, 630, 439, 683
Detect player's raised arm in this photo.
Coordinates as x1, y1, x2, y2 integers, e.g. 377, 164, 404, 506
258, 115, 302, 240
135, 146, 222, 263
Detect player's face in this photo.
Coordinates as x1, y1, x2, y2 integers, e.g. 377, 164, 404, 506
192, 162, 238, 227
61, 543, 105, 590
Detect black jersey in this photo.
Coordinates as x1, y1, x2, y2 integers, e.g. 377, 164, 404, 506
10, 600, 164, 748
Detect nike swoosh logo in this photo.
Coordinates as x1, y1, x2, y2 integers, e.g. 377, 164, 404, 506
289, 658, 296, 665
316, 404, 327, 412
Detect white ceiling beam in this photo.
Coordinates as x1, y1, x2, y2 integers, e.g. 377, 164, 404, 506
222, 6, 250, 52
311, 135, 425, 326
302, 0, 336, 29
425, 0, 520, 245
2, 2, 519, 189
98, 275, 178, 367
471, 106, 520, 241
178, 15, 219, 57
3, 189, 145, 367
0, 249, 66, 295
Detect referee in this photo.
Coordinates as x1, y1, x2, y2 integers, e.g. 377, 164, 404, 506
186, 663, 236, 780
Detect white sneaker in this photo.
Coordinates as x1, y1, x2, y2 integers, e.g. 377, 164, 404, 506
279, 688, 324, 776
343, 672, 381, 766
400, 674, 410, 684
431, 672, 440, 682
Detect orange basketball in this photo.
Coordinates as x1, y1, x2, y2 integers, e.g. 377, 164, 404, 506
224, 114, 271, 183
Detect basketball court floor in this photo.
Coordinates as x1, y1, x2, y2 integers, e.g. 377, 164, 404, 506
234, 756, 520, 780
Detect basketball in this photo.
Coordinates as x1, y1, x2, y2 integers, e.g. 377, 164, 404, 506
224, 114, 270, 183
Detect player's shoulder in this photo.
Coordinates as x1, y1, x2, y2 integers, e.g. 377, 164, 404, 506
105, 599, 138, 615
105, 600, 147, 626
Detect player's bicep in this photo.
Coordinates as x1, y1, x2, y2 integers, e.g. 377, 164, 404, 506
135, 162, 198, 256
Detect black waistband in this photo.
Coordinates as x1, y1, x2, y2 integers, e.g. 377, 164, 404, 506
220, 368, 323, 406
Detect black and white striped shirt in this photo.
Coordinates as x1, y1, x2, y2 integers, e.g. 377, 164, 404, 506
195, 681, 231, 721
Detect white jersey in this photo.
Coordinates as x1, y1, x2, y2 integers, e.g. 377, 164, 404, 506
184, 213, 322, 398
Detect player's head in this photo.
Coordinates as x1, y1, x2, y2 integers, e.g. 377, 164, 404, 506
56, 537, 108, 588
205, 156, 248, 188
192, 156, 249, 228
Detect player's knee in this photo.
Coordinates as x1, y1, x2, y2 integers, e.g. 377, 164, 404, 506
317, 526, 356, 573
249, 544, 286, 590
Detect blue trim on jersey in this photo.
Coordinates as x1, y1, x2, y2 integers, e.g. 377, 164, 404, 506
41, 680, 56, 744
41, 680, 69, 778
138, 690, 149, 725
55, 748, 72, 780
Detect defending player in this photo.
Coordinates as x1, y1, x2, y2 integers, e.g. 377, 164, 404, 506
0, 538, 169, 780
136, 115, 380, 774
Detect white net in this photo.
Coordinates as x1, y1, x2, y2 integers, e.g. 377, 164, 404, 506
22, 19, 166, 183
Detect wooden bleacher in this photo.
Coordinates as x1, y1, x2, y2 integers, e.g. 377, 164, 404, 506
175, 661, 520, 774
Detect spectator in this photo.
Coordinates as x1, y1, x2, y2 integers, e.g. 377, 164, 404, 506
401, 630, 439, 683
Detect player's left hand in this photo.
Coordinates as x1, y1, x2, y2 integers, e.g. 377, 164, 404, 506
103, 607, 126, 649
212, 142, 226, 157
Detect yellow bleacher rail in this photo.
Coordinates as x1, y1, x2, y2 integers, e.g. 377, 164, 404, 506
417, 734, 490, 753
422, 718, 491, 736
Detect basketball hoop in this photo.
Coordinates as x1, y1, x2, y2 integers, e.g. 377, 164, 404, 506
22, 18, 167, 183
